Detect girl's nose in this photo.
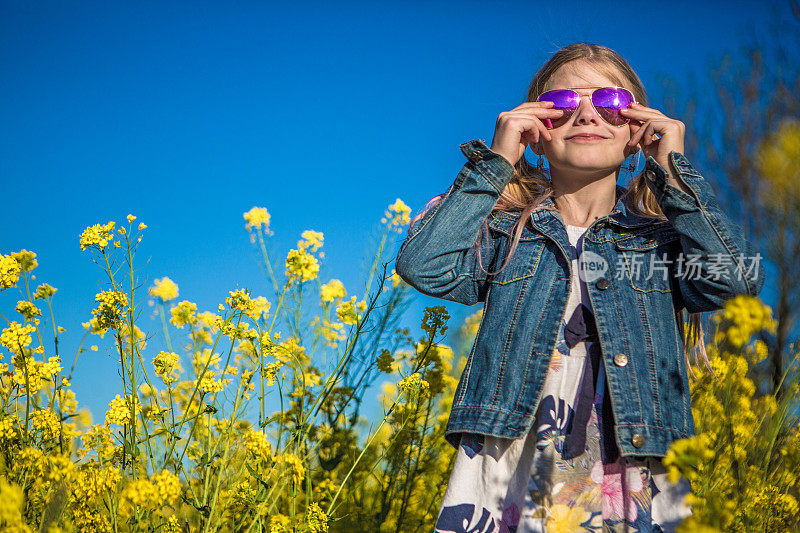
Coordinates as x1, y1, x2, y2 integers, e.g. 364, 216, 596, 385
573, 95, 602, 124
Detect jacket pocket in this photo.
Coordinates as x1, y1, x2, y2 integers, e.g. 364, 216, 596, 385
487, 232, 547, 285
615, 232, 680, 293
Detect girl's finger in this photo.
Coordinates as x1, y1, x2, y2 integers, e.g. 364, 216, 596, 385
622, 106, 666, 122
628, 120, 651, 146
505, 102, 555, 113
498, 114, 557, 144
629, 102, 665, 114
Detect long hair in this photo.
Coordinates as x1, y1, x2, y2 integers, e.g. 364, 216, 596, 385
407, 42, 712, 380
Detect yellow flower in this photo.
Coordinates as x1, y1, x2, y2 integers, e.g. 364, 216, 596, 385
127, 214, 137, 223
138, 222, 147, 231
388, 268, 406, 288
11, 250, 38, 272
0, 255, 20, 289
298, 230, 324, 252
722, 295, 777, 348
79, 221, 116, 251
320, 318, 346, 348
0, 253, 21, 289
320, 279, 346, 303
244, 206, 271, 232
270, 514, 292, 533
153, 351, 182, 385
105, 394, 140, 426
0, 322, 36, 353
78, 425, 116, 460
546, 504, 590, 533
276, 452, 306, 485
386, 198, 411, 227
336, 296, 366, 325
120, 478, 156, 513
397, 372, 430, 399
149, 276, 179, 301
243, 429, 272, 461
285, 248, 320, 285
170, 300, 198, 329
0, 418, 18, 443
15, 301, 42, 321
0, 476, 27, 530
115, 322, 147, 353
32, 283, 57, 300
31, 409, 60, 440
151, 470, 181, 505
226, 289, 271, 320
305, 501, 329, 533
756, 117, 800, 209
91, 290, 129, 332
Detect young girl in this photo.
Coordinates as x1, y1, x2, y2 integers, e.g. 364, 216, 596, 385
394, 43, 764, 532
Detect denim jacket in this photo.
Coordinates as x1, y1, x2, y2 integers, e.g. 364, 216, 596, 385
394, 139, 765, 457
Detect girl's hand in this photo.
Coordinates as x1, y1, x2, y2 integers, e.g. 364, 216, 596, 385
622, 103, 691, 192
490, 102, 565, 167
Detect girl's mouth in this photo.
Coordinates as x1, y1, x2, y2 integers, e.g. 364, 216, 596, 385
568, 135, 606, 141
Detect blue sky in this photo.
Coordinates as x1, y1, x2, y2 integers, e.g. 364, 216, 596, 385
1, 1, 784, 428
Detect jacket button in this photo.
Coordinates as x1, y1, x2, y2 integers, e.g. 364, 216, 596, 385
614, 353, 628, 366
471, 150, 483, 160
631, 434, 645, 448
595, 278, 610, 290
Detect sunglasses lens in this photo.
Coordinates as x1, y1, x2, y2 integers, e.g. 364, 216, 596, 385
537, 90, 578, 129
592, 87, 635, 126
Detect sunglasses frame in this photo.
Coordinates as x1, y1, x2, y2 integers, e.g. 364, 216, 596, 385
536, 85, 638, 129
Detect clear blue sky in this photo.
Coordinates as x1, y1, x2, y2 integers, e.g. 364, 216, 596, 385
1, 1, 784, 429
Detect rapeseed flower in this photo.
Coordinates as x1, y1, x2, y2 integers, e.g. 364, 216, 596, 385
79, 221, 116, 251
151, 470, 181, 505
226, 289, 271, 320
170, 300, 198, 329
297, 230, 324, 253
275, 452, 305, 486
244, 206, 271, 232
336, 296, 367, 325
149, 276, 179, 302
12, 249, 37, 272
319, 279, 346, 304
91, 290, 129, 332
384, 198, 411, 229
0, 254, 21, 289
32, 283, 57, 300
105, 394, 140, 426
153, 351, 182, 385
305, 502, 329, 533
397, 372, 430, 399
285, 248, 320, 285
15, 301, 41, 321
0, 322, 36, 353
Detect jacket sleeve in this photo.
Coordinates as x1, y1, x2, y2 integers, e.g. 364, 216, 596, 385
394, 139, 515, 305
642, 151, 766, 313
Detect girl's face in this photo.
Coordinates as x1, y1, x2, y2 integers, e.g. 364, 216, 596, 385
537, 61, 638, 175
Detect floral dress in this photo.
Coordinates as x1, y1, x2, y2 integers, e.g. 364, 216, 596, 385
434, 224, 693, 533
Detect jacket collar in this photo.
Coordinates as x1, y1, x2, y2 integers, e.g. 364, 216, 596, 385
487, 185, 659, 237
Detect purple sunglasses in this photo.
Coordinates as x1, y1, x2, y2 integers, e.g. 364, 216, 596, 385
536, 86, 636, 129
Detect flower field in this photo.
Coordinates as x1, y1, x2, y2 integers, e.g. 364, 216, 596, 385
0, 201, 798, 532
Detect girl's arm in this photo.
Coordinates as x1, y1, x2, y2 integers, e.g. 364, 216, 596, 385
394, 139, 513, 305
643, 151, 766, 313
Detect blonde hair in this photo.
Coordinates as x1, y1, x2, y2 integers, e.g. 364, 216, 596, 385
408, 42, 711, 379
